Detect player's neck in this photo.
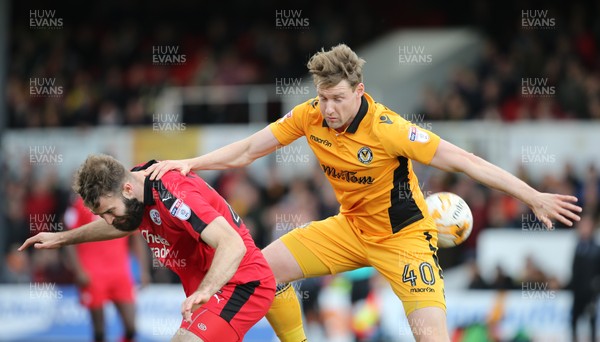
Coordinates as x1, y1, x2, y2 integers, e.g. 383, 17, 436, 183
129, 171, 146, 201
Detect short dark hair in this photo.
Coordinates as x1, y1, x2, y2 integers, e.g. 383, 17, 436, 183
73, 154, 129, 210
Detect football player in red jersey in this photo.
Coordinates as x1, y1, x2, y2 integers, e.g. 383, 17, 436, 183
20, 154, 275, 342
64, 196, 150, 342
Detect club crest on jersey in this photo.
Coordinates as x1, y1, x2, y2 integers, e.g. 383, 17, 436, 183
149, 209, 162, 225
357, 146, 373, 164
170, 198, 191, 220
409, 126, 430, 143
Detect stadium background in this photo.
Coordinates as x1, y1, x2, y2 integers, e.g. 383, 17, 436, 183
1, 0, 600, 341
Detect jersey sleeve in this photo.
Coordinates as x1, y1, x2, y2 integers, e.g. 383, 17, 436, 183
157, 176, 224, 242
374, 114, 441, 165
268, 101, 310, 146
166, 193, 223, 241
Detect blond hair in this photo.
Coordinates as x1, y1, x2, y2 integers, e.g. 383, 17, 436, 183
307, 43, 366, 89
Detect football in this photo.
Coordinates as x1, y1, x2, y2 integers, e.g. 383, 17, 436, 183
425, 192, 473, 248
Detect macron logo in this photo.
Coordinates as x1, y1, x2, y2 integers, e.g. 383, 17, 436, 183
309, 135, 332, 147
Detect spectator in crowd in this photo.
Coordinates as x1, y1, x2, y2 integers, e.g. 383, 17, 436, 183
490, 264, 515, 290
467, 258, 489, 290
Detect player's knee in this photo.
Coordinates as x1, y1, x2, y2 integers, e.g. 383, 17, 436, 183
407, 306, 449, 342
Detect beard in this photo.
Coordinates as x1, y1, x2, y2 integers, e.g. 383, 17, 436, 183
112, 197, 145, 232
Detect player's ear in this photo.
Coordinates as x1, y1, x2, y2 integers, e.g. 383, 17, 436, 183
122, 182, 135, 199
355, 82, 364, 97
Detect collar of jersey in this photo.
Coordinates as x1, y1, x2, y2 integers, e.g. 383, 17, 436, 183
130, 159, 158, 206
321, 95, 369, 134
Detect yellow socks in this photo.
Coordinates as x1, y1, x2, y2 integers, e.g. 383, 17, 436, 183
265, 283, 307, 342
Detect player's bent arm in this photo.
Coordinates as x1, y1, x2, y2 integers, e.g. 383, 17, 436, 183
196, 216, 247, 296
18, 219, 133, 251
429, 139, 582, 227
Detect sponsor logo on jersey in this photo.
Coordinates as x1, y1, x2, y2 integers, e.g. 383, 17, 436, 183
408, 126, 430, 143
169, 199, 191, 220
321, 164, 374, 184
309, 134, 332, 147
149, 209, 162, 225
141, 230, 170, 246
357, 146, 373, 164
410, 287, 435, 293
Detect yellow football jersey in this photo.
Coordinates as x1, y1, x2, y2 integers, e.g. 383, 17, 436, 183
269, 93, 441, 236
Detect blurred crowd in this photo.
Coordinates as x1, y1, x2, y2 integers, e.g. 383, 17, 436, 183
8, 1, 600, 127
7, 0, 400, 127
419, 4, 600, 121
3, 0, 600, 340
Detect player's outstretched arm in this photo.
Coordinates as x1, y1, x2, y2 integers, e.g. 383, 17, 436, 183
181, 216, 246, 322
145, 125, 282, 180
429, 139, 582, 228
18, 219, 132, 251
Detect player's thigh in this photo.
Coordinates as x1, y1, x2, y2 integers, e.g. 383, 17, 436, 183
262, 239, 304, 284
272, 215, 368, 280
367, 218, 446, 315
171, 328, 203, 342
407, 306, 450, 342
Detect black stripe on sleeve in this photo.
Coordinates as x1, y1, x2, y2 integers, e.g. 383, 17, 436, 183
219, 281, 260, 323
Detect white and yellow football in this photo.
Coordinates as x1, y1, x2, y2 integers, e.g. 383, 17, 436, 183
425, 192, 473, 248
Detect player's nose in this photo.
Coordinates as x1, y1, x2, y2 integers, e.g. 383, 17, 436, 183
321, 102, 334, 115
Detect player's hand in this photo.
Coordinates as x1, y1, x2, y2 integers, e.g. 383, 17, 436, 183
144, 160, 191, 180
181, 290, 211, 323
530, 193, 582, 228
18, 232, 64, 251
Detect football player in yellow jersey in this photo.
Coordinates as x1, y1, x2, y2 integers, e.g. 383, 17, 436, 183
145, 44, 582, 342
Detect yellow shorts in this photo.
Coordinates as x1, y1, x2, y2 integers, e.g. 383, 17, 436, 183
280, 214, 446, 316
